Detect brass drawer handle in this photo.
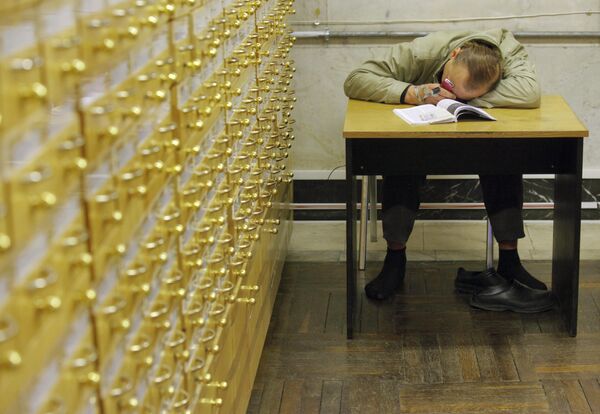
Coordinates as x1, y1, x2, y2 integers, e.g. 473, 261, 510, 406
89, 104, 110, 116
201, 328, 216, 343
173, 389, 190, 409
162, 270, 183, 286
178, 44, 194, 52
181, 105, 197, 114
10, 57, 42, 71
186, 356, 206, 377
61, 231, 89, 247
163, 330, 186, 349
206, 253, 224, 265
87, 18, 110, 29
115, 89, 131, 100
192, 277, 213, 292
182, 245, 200, 257
70, 346, 98, 369
218, 232, 233, 244
182, 186, 200, 198
28, 268, 58, 291
184, 300, 206, 325
109, 376, 133, 398
123, 264, 148, 278
143, 236, 165, 250
59, 136, 85, 151
195, 223, 212, 233
136, 73, 152, 83
94, 191, 118, 204
0, 315, 18, 343
53, 35, 80, 49
158, 123, 177, 134
120, 168, 144, 182
154, 57, 174, 67
101, 296, 127, 316
152, 365, 172, 385
199, 398, 223, 406
23, 166, 53, 184
157, 209, 180, 223
128, 334, 151, 354
140, 145, 161, 157
215, 281, 234, 294
145, 302, 169, 320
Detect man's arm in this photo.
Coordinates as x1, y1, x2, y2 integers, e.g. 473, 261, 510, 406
343, 42, 422, 104
469, 32, 541, 108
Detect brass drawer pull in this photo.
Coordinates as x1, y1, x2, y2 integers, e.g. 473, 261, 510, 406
23, 166, 53, 184
109, 376, 133, 398
123, 264, 148, 278
199, 398, 223, 406
163, 330, 186, 349
28, 268, 58, 291
145, 302, 169, 320
140, 145, 161, 157
94, 191, 118, 204
143, 236, 165, 250
70, 347, 98, 369
215, 281, 234, 294
158, 123, 177, 134
157, 209, 180, 223
152, 365, 172, 385
172, 389, 189, 409
10, 57, 42, 71
192, 277, 213, 291
120, 168, 144, 182
61, 231, 89, 247
59, 136, 85, 151
128, 334, 151, 354
101, 295, 127, 316
0, 315, 18, 343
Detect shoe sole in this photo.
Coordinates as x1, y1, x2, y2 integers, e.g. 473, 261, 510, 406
365, 282, 404, 301
455, 281, 548, 295
469, 301, 555, 313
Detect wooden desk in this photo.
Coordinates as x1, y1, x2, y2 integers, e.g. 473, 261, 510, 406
343, 95, 589, 339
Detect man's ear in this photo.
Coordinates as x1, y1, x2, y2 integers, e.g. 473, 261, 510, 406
450, 47, 461, 59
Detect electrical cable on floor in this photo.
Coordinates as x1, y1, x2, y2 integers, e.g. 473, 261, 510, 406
327, 165, 346, 180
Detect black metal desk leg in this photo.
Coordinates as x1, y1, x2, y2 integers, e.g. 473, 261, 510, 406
346, 141, 357, 339
552, 139, 584, 337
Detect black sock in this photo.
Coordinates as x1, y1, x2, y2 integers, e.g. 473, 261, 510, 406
497, 249, 547, 290
365, 248, 407, 300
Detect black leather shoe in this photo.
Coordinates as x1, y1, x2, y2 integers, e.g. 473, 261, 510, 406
455, 267, 507, 295
470, 279, 556, 313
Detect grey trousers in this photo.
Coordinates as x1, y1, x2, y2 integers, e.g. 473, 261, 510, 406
382, 174, 526, 244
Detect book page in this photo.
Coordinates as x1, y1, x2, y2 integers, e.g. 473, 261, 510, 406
437, 99, 496, 121
393, 105, 455, 125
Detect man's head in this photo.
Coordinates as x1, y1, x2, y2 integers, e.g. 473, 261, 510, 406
441, 40, 502, 101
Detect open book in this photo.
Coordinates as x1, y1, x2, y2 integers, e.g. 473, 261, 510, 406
393, 99, 496, 125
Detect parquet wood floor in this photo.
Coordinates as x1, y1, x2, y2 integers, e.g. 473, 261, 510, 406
248, 260, 600, 413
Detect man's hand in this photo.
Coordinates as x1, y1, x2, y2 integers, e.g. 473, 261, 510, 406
405, 84, 456, 105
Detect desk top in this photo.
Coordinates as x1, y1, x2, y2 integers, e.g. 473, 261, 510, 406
343, 95, 589, 139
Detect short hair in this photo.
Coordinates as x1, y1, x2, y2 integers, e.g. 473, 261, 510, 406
454, 40, 502, 91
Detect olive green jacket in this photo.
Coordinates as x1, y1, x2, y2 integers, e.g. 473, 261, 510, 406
343, 28, 541, 108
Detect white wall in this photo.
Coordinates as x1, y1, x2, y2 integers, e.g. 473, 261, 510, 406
289, 0, 600, 177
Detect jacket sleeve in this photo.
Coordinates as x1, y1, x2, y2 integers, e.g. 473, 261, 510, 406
343, 42, 422, 104
469, 33, 541, 108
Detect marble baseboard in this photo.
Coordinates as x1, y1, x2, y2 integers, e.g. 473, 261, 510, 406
287, 220, 600, 262
292, 178, 600, 220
